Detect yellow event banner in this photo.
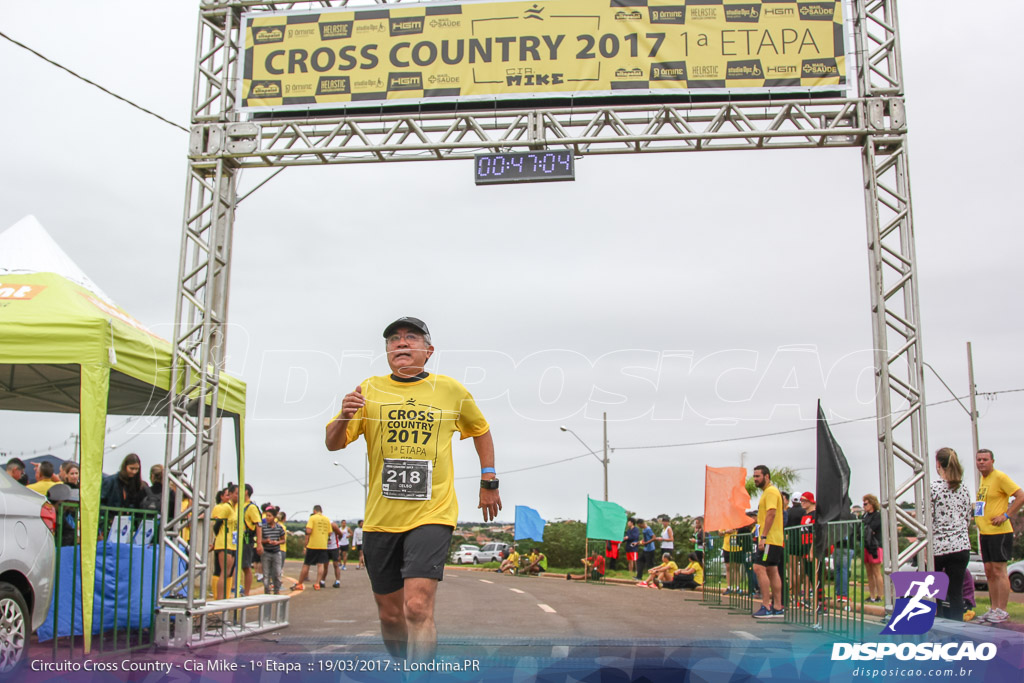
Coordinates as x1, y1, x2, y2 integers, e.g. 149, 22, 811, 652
240, 0, 847, 112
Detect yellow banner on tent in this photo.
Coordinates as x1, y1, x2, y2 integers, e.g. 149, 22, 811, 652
239, 0, 847, 112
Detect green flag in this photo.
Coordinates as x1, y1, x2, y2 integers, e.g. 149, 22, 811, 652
586, 497, 627, 541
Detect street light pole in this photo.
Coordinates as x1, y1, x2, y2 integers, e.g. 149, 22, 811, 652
966, 342, 980, 491
559, 415, 610, 501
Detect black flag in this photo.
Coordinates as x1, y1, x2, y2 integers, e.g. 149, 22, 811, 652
814, 400, 854, 558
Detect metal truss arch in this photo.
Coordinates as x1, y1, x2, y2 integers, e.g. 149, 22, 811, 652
159, 0, 929, 644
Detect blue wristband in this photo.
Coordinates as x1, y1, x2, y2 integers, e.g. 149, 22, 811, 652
481, 467, 496, 475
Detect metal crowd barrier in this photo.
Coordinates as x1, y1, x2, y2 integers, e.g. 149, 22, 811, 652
700, 533, 723, 606
49, 503, 160, 657
725, 532, 755, 615
782, 520, 864, 639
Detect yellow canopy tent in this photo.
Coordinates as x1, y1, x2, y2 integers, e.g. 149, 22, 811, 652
0, 216, 246, 651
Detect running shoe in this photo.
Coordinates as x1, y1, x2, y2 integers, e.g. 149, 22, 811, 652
290, 584, 304, 591
752, 606, 772, 619
973, 609, 994, 623
770, 608, 785, 619
333, 580, 341, 588
636, 581, 649, 587
342, 566, 347, 571
319, 580, 326, 588
987, 609, 1008, 624
313, 583, 321, 591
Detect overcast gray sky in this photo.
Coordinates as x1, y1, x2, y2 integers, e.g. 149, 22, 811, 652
2, 1, 1021, 524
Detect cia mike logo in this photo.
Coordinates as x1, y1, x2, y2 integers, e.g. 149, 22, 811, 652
884, 571, 949, 635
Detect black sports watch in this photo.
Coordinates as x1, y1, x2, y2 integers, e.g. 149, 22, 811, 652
480, 478, 500, 490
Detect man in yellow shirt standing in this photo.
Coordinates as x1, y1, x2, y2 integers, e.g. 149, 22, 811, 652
210, 484, 239, 600
292, 505, 338, 591
974, 449, 1023, 624
326, 317, 501, 660
27, 461, 59, 496
752, 465, 785, 619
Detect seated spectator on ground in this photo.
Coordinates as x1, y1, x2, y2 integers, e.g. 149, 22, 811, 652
27, 462, 59, 495
640, 552, 678, 587
660, 552, 704, 590
5, 458, 27, 485
568, 553, 607, 581
497, 547, 521, 574
526, 549, 547, 575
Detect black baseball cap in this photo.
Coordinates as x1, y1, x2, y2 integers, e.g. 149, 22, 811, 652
383, 316, 430, 338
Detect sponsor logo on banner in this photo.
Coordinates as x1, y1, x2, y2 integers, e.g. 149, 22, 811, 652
249, 80, 282, 98
651, 61, 687, 81
690, 64, 719, 79
802, 59, 839, 77
649, 7, 686, 25
830, 571, 999, 664
355, 77, 386, 90
357, 21, 387, 34
689, 6, 719, 22
316, 76, 351, 95
727, 60, 763, 79
287, 26, 317, 40
798, 2, 836, 20
285, 83, 314, 95
764, 6, 796, 17
768, 64, 799, 76
428, 74, 460, 85
319, 21, 354, 40
429, 17, 461, 29
0, 283, 44, 300
615, 68, 644, 79
253, 25, 285, 44
725, 5, 761, 22
614, 10, 643, 21
390, 17, 425, 36
388, 72, 423, 91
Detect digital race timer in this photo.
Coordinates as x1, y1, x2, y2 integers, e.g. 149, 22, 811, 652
474, 151, 575, 186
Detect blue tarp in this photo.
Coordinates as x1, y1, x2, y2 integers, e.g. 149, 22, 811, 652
38, 542, 186, 641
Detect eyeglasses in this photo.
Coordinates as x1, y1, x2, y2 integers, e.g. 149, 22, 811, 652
386, 332, 424, 345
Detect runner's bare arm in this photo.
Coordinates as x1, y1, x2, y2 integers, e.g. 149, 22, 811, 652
991, 487, 1024, 526
326, 385, 365, 451
475, 431, 502, 521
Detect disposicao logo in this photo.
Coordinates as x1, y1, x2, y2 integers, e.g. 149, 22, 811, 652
831, 572, 998, 663
885, 571, 948, 635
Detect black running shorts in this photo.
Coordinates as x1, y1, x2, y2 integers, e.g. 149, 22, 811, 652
363, 524, 453, 595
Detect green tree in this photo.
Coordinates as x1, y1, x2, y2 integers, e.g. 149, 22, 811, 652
745, 465, 802, 498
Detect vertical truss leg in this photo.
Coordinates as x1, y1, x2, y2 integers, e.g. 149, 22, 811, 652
863, 133, 931, 606
156, 2, 241, 647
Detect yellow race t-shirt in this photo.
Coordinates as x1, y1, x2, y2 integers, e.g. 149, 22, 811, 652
212, 502, 237, 550
331, 373, 490, 533
757, 485, 785, 547
662, 561, 679, 576
27, 480, 57, 495
243, 501, 263, 543
686, 561, 704, 585
306, 513, 332, 549
976, 470, 1022, 535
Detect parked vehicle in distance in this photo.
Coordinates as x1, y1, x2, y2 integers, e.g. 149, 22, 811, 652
476, 542, 510, 564
451, 545, 480, 565
0, 474, 57, 673
967, 553, 987, 589
1008, 559, 1024, 593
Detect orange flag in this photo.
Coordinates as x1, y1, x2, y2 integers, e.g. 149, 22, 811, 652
704, 466, 752, 533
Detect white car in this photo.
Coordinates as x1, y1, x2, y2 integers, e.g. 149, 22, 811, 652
0, 474, 57, 672
476, 542, 509, 564
966, 553, 986, 589
451, 545, 480, 565
1009, 559, 1024, 594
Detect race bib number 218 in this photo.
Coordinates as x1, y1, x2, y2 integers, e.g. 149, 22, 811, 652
381, 458, 432, 500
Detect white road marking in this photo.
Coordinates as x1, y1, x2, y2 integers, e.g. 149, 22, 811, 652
538, 604, 556, 613
730, 630, 760, 641
509, 588, 525, 594
479, 579, 494, 584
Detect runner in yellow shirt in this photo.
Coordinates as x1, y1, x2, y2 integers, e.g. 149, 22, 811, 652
209, 484, 238, 600
752, 465, 784, 619
292, 505, 342, 591
973, 449, 1024, 624
326, 317, 501, 660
